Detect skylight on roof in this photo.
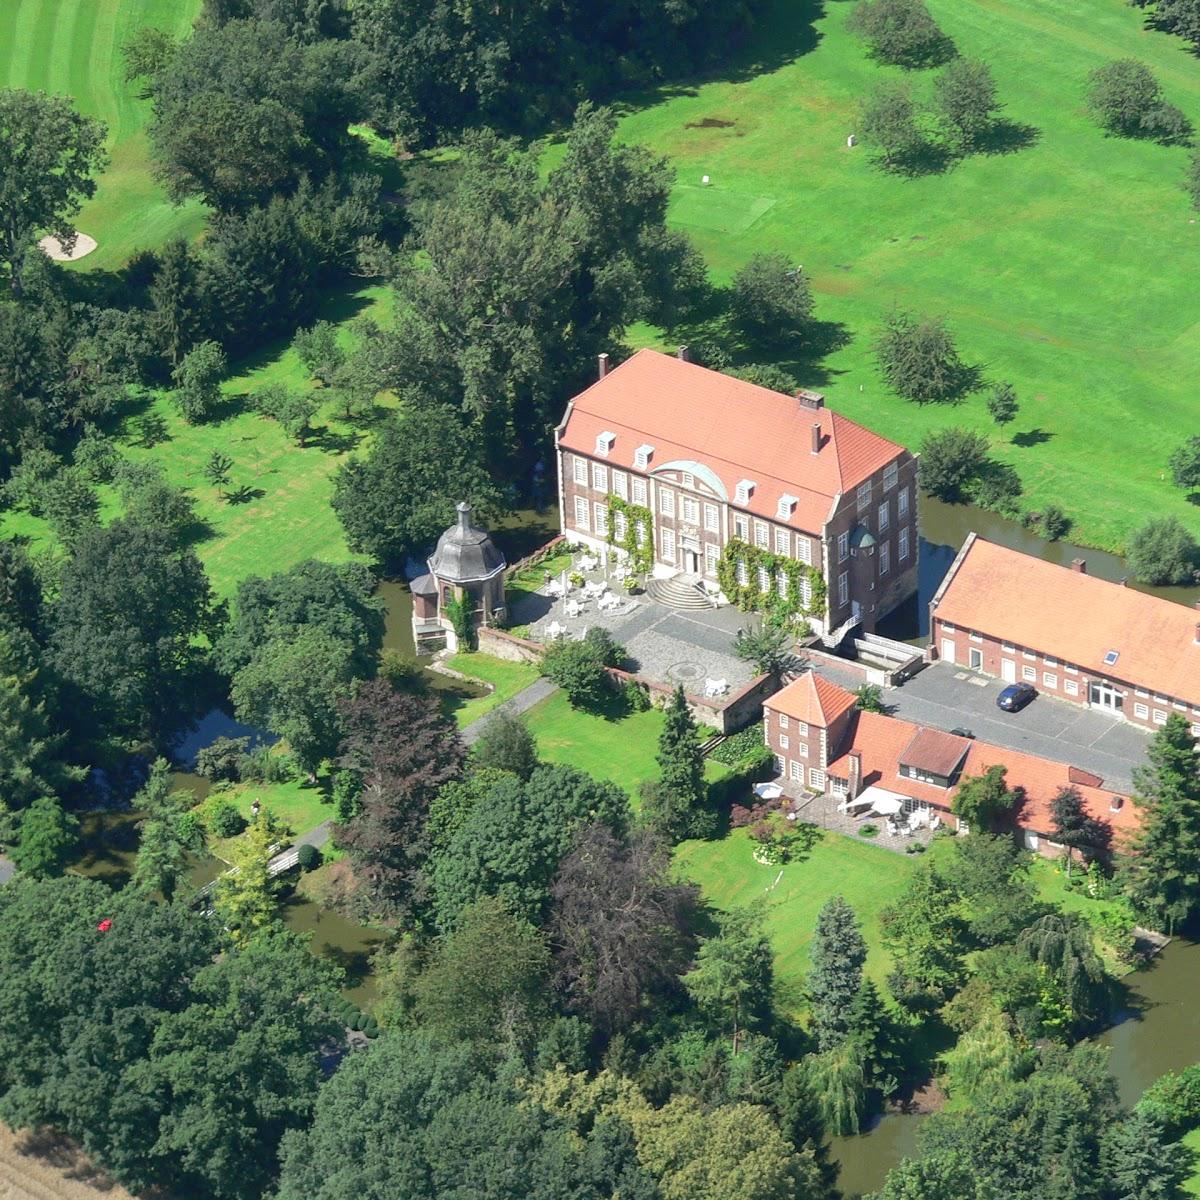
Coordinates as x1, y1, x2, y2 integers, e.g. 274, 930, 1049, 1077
1103, 650, 1119, 666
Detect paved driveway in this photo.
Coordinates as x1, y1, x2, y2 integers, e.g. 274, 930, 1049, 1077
879, 662, 1150, 793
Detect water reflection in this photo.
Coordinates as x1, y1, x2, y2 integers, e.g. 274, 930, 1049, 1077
830, 1111, 924, 1199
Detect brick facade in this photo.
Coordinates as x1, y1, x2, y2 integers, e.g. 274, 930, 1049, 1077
932, 618, 1200, 736
557, 429, 919, 634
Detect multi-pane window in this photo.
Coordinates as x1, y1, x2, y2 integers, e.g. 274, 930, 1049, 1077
631, 478, 647, 504
705, 543, 719, 576
883, 462, 899, 492
778, 713, 789, 729
790, 761, 803, 781
682, 496, 699, 523
754, 521, 769, 549
777, 569, 789, 597
1023, 666, 1036, 681
877, 501, 890, 533
613, 511, 628, 541
592, 463, 608, 492
660, 527, 675, 562
775, 528, 790, 555
736, 560, 749, 586
612, 470, 628, 500
809, 768, 825, 789
659, 488, 674, 517
757, 566, 770, 591
837, 531, 849, 562
573, 496, 589, 530
856, 481, 872, 512
898, 487, 909, 518
796, 536, 812, 564
734, 515, 749, 540
593, 502, 608, 536
704, 503, 719, 533
798, 741, 809, 758
899, 527, 910, 561
779, 735, 790, 750
838, 571, 849, 606
1043, 673, 1057, 689
800, 576, 812, 609
879, 542, 890, 575
573, 457, 588, 485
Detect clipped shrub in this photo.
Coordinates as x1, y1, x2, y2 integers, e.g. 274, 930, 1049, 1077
859, 823, 880, 838
297, 842, 321, 872
1137, 1065, 1200, 1140
207, 801, 246, 839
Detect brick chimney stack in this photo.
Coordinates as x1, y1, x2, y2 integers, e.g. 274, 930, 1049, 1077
1070, 558, 1087, 573
811, 423, 822, 456
598, 352, 609, 379
796, 389, 825, 410
848, 750, 863, 801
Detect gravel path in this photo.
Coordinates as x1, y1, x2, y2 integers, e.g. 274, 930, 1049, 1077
461, 678, 558, 745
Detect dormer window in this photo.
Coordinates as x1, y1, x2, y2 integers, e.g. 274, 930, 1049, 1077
595, 431, 616, 457
776, 494, 797, 520
735, 479, 756, 505
634, 444, 654, 470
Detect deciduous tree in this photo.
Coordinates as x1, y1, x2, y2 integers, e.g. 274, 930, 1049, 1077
332, 404, 505, 569
0, 89, 108, 296
859, 82, 925, 167
472, 710, 539, 780
730, 253, 814, 345
986, 381, 1019, 427
549, 825, 698, 1032
1126, 515, 1198, 585
12, 796, 79, 877
952, 764, 1016, 833
170, 339, 227, 423
1087, 58, 1191, 143
933, 57, 1001, 149
918, 427, 991, 501
849, 0, 951, 67
213, 808, 286, 942
50, 518, 221, 740
1050, 785, 1108, 876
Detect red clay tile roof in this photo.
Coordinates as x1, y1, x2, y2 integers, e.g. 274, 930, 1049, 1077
765, 672, 859, 727
824, 709, 1137, 845
934, 536, 1200, 709
898, 727, 971, 777
559, 350, 907, 533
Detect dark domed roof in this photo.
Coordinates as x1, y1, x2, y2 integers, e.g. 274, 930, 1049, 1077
849, 524, 876, 552
428, 502, 506, 583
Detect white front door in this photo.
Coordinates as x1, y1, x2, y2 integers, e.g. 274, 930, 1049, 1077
941, 639, 955, 664
1002, 659, 1016, 682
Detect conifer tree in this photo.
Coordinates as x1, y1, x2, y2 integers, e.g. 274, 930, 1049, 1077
149, 239, 204, 366
644, 684, 709, 840
775, 1064, 840, 1199
1124, 715, 1200, 933
808, 894, 867, 1050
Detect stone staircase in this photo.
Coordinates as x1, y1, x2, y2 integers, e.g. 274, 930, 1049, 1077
645, 574, 714, 611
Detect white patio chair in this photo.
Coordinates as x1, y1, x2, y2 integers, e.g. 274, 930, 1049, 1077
563, 599, 582, 619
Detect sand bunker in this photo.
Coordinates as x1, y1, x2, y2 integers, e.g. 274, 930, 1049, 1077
38, 232, 97, 262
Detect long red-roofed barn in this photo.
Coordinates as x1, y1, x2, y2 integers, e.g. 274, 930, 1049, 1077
554, 349, 919, 636
762, 672, 1135, 857
931, 533, 1200, 737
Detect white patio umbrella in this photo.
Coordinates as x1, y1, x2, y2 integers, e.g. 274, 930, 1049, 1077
871, 795, 904, 816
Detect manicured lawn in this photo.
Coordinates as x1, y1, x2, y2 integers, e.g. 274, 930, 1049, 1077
522, 690, 731, 800
676, 828, 917, 1014
200, 776, 334, 856
1184, 1128, 1200, 1195
442, 651, 542, 728
0, 283, 394, 599
612, 0, 1200, 553
0, 0, 208, 267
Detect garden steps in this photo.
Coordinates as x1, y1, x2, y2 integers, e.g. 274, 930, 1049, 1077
645, 574, 714, 610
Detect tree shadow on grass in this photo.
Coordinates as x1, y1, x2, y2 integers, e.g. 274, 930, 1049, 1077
1011, 427, 1053, 449
224, 486, 266, 506
179, 516, 219, 549
876, 140, 956, 179
976, 119, 1041, 157
609, 0, 829, 119
1187, 492, 1200, 507
771, 318, 854, 390
306, 426, 364, 455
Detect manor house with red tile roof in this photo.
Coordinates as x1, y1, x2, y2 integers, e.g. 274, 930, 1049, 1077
555, 349, 919, 636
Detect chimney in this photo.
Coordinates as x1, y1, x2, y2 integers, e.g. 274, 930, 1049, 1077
1194, 620, 1200, 646
1118, 578, 1128, 587
598, 352, 609, 379
796, 389, 825, 410
810, 423, 822, 455
847, 750, 863, 801
1110, 796, 1124, 814
1070, 558, 1087, 574
676, 345, 690, 362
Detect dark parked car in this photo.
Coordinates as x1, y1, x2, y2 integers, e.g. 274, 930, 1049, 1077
949, 727, 975, 739
996, 682, 1037, 712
